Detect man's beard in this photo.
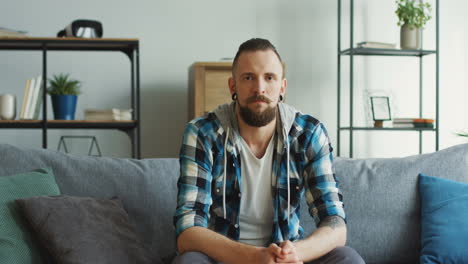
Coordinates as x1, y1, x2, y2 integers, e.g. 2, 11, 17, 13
238, 95, 277, 127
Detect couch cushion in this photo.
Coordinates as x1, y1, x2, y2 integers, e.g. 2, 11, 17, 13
16, 195, 161, 264
0, 144, 179, 262
0, 168, 60, 264
419, 174, 468, 264
331, 144, 468, 264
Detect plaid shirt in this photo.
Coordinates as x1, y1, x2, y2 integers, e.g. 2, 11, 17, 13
174, 103, 345, 244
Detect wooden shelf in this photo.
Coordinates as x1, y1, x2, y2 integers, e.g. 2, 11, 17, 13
0, 37, 141, 157
0, 37, 139, 52
0, 120, 137, 129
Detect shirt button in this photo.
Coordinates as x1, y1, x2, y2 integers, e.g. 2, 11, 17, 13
232, 163, 235, 167
234, 224, 239, 228
238, 193, 241, 198
296, 186, 300, 190
216, 188, 220, 193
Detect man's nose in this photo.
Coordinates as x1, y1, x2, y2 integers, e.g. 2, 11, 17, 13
252, 78, 267, 94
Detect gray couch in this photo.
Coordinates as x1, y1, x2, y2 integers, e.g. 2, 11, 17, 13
1, 143, 467, 264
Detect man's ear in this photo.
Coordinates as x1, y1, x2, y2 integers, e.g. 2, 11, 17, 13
228, 77, 236, 95
281, 78, 287, 96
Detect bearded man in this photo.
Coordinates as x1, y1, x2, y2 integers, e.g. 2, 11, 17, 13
173, 38, 364, 264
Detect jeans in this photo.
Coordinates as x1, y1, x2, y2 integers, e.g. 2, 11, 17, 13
171, 246, 365, 264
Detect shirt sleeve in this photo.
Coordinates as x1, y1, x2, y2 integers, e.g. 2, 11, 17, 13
173, 122, 214, 237
303, 123, 346, 226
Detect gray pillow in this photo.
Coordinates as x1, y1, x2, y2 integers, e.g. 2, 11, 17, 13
15, 195, 162, 264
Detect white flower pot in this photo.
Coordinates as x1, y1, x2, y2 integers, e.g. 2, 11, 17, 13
400, 24, 422, 49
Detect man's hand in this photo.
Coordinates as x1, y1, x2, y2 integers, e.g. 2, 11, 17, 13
274, 241, 304, 264
253, 243, 282, 264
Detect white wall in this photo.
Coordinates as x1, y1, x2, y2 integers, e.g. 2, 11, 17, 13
0, 0, 466, 158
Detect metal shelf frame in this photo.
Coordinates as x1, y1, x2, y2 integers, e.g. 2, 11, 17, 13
337, 0, 439, 158
0, 37, 141, 158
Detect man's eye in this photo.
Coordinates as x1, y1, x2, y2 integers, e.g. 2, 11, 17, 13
266, 76, 273, 81
245, 76, 253, 80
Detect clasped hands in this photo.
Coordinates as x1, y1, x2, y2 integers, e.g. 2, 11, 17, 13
256, 240, 303, 264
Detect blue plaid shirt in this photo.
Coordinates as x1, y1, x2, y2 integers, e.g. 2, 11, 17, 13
174, 103, 345, 244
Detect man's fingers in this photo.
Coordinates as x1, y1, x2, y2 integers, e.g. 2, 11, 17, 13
279, 240, 295, 254
276, 254, 300, 262
268, 243, 282, 257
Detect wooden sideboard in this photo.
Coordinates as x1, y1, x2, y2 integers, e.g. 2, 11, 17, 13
188, 61, 233, 120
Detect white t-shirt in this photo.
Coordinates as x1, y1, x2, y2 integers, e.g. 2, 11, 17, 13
238, 135, 275, 247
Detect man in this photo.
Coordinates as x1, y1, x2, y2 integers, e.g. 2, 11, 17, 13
173, 38, 364, 264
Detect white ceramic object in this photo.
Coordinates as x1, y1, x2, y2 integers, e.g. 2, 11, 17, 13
0, 94, 16, 120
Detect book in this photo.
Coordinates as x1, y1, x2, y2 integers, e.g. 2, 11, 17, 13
414, 122, 434, 128
393, 118, 416, 124
32, 83, 44, 120
0, 27, 27, 37
392, 118, 434, 128
413, 118, 435, 124
22, 78, 35, 120
393, 118, 435, 123
28, 75, 42, 119
392, 123, 415, 128
84, 108, 133, 121
19, 79, 31, 119
357, 41, 397, 49
393, 123, 434, 128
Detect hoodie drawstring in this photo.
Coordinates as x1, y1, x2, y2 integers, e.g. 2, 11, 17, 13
222, 127, 229, 219
223, 126, 291, 224
286, 140, 290, 224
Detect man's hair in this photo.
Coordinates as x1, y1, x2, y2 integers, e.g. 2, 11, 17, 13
232, 38, 284, 78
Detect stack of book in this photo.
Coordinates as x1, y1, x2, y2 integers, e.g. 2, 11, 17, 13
20, 76, 43, 120
357, 41, 397, 49
84, 108, 133, 121
0, 27, 27, 37
392, 118, 435, 128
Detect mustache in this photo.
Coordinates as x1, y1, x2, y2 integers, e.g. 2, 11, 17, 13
246, 95, 272, 104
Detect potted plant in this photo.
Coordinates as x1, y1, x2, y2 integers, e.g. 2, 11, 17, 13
48, 73, 81, 120
395, 0, 432, 49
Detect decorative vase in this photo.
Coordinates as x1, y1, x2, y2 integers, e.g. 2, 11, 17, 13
51, 95, 77, 120
0, 94, 16, 120
400, 23, 422, 49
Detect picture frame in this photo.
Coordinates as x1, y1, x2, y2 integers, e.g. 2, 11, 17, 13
370, 96, 391, 121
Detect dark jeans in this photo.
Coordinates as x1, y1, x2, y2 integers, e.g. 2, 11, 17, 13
172, 246, 365, 264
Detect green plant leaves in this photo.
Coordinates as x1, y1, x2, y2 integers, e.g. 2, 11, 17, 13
455, 132, 468, 138
395, 0, 432, 28
47, 73, 81, 95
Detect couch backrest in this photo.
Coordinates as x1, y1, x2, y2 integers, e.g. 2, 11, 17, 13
2, 143, 468, 264
333, 143, 468, 264
0, 144, 179, 262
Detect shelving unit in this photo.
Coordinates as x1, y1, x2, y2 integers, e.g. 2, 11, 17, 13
0, 37, 140, 158
337, 0, 439, 158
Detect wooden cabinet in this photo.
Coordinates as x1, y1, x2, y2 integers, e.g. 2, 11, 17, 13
189, 61, 232, 120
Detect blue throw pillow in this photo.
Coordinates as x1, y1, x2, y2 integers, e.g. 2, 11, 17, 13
419, 173, 468, 264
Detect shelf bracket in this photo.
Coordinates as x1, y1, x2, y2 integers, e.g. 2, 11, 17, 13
122, 48, 134, 61
118, 128, 133, 140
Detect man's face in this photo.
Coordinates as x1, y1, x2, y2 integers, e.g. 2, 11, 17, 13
229, 49, 286, 127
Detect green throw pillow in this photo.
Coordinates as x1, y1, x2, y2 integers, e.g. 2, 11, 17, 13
0, 168, 60, 264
